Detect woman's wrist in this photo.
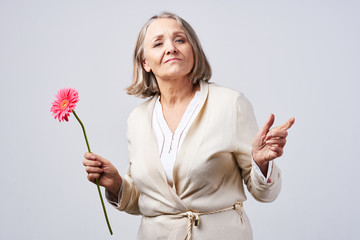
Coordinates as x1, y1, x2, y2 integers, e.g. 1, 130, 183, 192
107, 176, 122, 197
252, 151, 269, 175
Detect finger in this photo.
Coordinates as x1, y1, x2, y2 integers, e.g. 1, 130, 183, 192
84, 152, 96, 160
84, 152, 109, 165
279, 117, 295, 131
85, 166, 104, 174
266, 130, 288, 140
266, 138, 286, 147
269, 146, 284, 158
260, 114, 275, 134
87, 173, 101, 182
83, 159, 102, 167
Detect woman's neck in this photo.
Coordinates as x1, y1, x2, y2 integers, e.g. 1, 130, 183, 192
157, 77, 199, 107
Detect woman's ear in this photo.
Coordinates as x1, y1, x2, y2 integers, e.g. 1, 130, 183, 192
142, 60, 151, 72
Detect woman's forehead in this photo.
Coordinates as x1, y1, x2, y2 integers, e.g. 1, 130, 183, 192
146, 18, 185, 39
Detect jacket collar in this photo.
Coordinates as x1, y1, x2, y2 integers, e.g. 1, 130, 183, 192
145, 81, 210, 125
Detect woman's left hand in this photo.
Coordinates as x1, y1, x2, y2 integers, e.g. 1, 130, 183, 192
252, 114, 295, 168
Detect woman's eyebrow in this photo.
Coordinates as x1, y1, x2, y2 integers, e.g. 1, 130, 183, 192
172, 31, 186, 36
151, 31, 186, 41
151, 34, 164, 41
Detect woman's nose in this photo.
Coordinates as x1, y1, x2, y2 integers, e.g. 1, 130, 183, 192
165, 41, 177, 54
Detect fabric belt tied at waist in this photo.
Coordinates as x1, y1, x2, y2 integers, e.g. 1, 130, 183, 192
177, 201, 244, 240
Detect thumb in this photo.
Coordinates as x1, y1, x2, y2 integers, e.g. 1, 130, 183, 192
260, 113, 275, 134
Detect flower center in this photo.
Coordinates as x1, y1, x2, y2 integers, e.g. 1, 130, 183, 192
60, 99, 69, 110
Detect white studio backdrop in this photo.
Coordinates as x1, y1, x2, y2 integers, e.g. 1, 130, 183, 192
0, 0, 359, 239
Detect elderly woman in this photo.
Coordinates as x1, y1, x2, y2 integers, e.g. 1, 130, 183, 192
83, 12, 294, 240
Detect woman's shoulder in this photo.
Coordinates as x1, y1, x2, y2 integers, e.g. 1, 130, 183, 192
207, 82, 248, 104
205, 82, 256, 122
127, 96, 157, 123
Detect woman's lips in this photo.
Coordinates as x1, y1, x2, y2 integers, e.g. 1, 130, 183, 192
165, 58, 181, 63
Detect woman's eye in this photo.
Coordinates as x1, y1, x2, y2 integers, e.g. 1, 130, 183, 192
153, 42, 162, 48
175, 39, 185, 43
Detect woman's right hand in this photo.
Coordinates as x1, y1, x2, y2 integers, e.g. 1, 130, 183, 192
83, 152, 122, 196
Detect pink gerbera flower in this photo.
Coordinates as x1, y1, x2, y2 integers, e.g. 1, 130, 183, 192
50, 87, 113, 235
50, 88, 79, 122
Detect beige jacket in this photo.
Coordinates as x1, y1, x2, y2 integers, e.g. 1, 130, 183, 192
113, 82, 281, 239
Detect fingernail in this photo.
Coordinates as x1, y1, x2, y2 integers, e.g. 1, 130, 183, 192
91, 155, 96, 159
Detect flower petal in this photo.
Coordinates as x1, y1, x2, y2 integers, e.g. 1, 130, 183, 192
50, 88, 79, 122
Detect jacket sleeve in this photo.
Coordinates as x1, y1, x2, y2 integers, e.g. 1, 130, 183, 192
105, 165, 141, 215
233, 94, 282, 202
105, 118, 141, 215
116, 164, 141, 215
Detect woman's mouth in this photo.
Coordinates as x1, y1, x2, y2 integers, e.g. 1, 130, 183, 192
165, 58, 181, 63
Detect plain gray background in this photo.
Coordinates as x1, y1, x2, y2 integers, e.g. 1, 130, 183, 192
1, 0, 359, 239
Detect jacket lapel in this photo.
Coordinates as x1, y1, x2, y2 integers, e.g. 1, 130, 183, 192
142, 95, 189, 211
172, 82, 209, 196
142, 82, 210, 211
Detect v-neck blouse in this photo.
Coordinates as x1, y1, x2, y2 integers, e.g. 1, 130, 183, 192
152, 91, 201, 186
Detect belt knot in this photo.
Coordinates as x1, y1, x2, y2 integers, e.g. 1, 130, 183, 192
186, 211, 200, 227
180, 201, 243, 240
233, 202, 244, 223
184, 211, 199, 240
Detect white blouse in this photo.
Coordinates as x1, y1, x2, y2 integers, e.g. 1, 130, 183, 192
152, 91, 272, 186
152, 91, 201, 186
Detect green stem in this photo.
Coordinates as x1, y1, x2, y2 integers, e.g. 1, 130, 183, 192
72, 110, 91, 153
96, 178, 113, 235
72, 110, 113, 235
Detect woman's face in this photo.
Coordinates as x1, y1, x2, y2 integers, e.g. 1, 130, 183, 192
142, 18, 194, 82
